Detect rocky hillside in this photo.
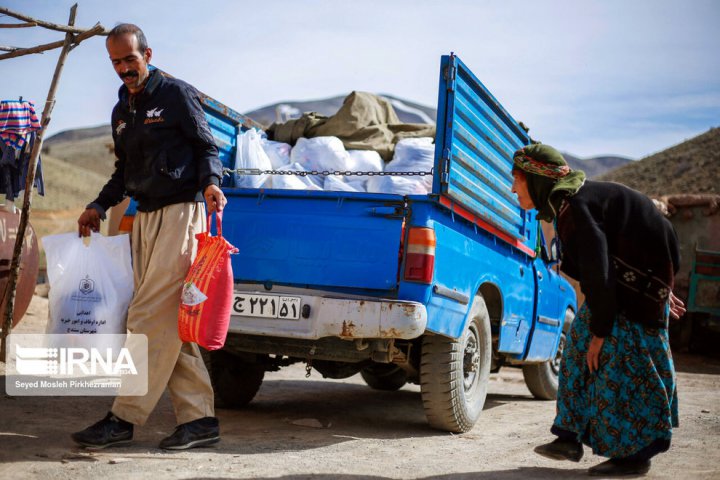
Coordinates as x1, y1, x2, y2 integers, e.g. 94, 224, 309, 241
598, 127, 720, 196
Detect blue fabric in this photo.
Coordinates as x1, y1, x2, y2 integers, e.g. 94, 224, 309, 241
125, 197, 137, 216
20, 132, 44, 196
0, 131, 44, 200
552, 302, 678, 459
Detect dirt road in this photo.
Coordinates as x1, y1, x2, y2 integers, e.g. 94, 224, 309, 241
1, 294, 719, 479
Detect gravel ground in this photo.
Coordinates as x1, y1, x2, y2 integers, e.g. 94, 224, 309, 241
1, 294, 719, 479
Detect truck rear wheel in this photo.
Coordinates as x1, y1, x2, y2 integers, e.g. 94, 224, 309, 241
420, 295, 491, 433
360, 364, 408, 391
202, 350, 265, 408
522, 307, 574, 400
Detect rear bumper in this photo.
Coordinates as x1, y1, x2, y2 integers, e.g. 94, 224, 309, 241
229, 286, 427, 340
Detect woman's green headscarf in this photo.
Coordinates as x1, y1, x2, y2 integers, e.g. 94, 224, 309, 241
512, 144, 586, 221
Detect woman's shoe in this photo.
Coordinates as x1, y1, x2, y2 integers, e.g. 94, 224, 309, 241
589, 458, 651, 476
533, 438, 584, 462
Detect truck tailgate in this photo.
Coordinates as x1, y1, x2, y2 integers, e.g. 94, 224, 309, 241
222, 190, 407, 292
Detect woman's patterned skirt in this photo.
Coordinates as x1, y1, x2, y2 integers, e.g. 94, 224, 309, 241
552, 302, 679, 459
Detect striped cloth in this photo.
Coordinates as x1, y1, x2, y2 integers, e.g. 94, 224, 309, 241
0, 100, 42, 150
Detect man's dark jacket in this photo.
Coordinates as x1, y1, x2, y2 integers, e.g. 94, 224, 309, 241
91, 67, 222, 214
557, 181, 680, 337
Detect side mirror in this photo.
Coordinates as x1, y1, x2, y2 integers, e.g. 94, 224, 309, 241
548, 237, 560, 267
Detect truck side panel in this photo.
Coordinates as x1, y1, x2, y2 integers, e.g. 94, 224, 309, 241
427, 55, 558, 354
398, 198, 536, 353
433, 54, 534, 251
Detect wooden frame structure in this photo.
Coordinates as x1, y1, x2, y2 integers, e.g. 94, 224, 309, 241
0, 4, 108, 359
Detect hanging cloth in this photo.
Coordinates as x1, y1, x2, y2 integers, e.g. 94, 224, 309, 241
0, 100, 45, 202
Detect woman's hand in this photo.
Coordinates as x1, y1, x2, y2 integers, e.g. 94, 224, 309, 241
587, 335, 604, 373
669, 291, 686, 320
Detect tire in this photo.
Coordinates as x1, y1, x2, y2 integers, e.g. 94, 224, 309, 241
202, 350, 265, 408
522, 307, 574, 400
360, 364, 408, 391
420, 295, 492, 433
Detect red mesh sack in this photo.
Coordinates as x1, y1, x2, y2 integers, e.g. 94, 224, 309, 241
178, 211, 237, 350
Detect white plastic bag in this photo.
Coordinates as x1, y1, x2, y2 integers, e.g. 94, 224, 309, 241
261, 139, 292, 169
324, 175, 361, 192
366, 176, 429, 195
347, 149, 384, 172
346, 180, 367, 192
234, 129, 273, 188
264, 162, 323, 190
347, 149, 384, 190
387, 137, 435, 190
42, 232, 133, 341
290, 136, 352, 173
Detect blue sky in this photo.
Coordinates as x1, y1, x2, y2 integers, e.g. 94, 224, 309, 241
2, 0, 718, 159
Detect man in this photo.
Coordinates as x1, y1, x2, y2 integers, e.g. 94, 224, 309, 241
511, 144, 683, 476
72, 23, 226, 450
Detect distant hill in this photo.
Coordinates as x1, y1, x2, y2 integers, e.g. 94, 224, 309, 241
561, 153, 632, 179
45, 124, 111, 144
44, 125, 116, 177
598, 127, 720, 196
33, 154, 109, 212
244, 93, 437, 126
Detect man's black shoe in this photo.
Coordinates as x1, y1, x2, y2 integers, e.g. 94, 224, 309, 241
534, 437, 584, 462
71, 412, 133, 449
589, 458, 651, 476
159, 416, 220, 450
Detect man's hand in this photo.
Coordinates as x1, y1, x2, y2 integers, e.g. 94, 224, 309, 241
204, 184, 226, 213
587, 335, 604, 373
78, 208, 101, 237
669, 290, 686, 320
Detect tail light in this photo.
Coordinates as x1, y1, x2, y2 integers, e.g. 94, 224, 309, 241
404, 227, 436, 283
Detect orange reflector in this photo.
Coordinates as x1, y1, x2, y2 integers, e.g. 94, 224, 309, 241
408, 227, 437, 247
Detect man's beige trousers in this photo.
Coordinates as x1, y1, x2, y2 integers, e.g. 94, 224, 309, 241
112, 202, 215, 426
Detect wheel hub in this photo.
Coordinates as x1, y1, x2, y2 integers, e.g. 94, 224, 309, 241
462, 328, 480, 391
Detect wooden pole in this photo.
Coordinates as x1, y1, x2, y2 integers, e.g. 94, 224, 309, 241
0, 23, 104, 60
0, 4, 79, 360
0, 6, 102, 35
0, 22, 38, 29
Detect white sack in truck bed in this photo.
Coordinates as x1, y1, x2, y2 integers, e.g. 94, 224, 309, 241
234, 131, 435, 194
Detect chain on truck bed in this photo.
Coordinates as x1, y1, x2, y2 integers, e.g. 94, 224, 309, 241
223, 168, 434, 177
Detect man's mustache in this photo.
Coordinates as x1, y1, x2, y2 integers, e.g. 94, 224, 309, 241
120, 71, 139, 79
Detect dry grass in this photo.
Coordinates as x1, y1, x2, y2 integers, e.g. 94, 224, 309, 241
599, 127, 719, 196
21, 153, 113, 271
42, 134, 116, 177
29, 134, 116, 242
32, 154, 110, 213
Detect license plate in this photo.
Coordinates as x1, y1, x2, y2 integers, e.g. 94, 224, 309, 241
232, 293, 301, 320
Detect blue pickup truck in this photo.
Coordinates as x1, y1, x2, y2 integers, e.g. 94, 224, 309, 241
195, 54, 577, 433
